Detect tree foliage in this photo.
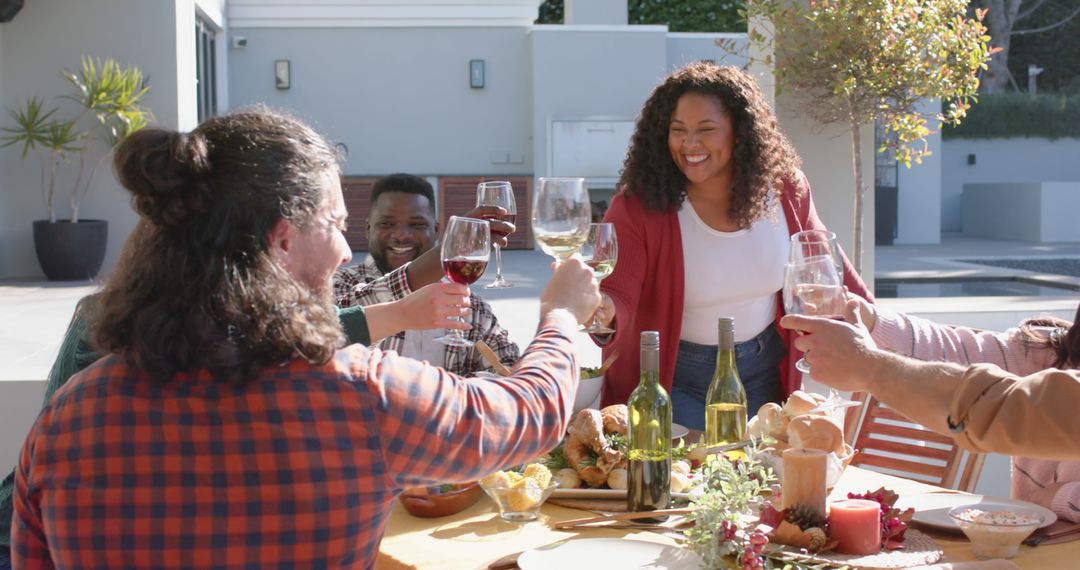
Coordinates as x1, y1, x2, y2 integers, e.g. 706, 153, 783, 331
536, 0, 744, 32
1006, 1, 1080, 93
973, 0, 1080, 93
740, 0, 993, 270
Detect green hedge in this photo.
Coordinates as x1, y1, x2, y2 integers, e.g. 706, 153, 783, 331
943, 93, 1080, 140
536, 0, 744, 32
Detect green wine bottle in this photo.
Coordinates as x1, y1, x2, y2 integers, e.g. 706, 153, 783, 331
627, 330, 671, 521
705, 317, 748, 457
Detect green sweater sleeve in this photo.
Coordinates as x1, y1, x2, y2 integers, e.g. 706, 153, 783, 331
337, 305, 371, 346
1, 297, 101, 547
2, 301, 372, 547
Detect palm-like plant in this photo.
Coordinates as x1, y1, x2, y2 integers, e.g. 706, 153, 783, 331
1, 56, 152, 223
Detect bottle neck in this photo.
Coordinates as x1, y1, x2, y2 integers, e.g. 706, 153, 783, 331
715, 346, 737, 372
639, 345, 660, 387
716, 320, 737, 371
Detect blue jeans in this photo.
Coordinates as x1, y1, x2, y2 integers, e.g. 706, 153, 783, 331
0, 545, 10, 570
671, 326, 786, 431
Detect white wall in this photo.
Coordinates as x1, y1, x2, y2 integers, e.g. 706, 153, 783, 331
777, 102, 877, 286
894, 100, 942, 245
531, 25, 668, 179
941, 137, 1080, 232
0, 0, 196, 279
565, 0, 627, 25
666, 33, 748, 71
227, 26, 534, 177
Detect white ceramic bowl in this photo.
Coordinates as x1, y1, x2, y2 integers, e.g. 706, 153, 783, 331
573, 374, 603, 414
948, 503, 1045, 559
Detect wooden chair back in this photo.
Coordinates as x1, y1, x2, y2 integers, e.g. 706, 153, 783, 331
848, 393, 985, 492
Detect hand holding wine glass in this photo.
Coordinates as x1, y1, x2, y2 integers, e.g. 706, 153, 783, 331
434, 216, 490, 348
782, 256, 846, 373
532, 177, 591, 261
579, 223, 618, 333
539, 256, 602, 325
475, 181, 517, 288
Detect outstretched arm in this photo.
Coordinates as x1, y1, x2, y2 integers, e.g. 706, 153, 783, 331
781, 304, 1080, 460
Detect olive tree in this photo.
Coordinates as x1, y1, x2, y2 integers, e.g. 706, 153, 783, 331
738, 0, 994, 270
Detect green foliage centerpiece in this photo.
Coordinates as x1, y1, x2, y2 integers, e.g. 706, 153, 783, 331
685, 441, 778, 569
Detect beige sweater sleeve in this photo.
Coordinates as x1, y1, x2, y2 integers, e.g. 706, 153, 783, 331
950, 364, 1080, 460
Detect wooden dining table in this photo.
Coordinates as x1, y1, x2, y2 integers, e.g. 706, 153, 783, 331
376, 466, 1080, 569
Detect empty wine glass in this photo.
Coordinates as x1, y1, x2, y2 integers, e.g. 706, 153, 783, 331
532, 177, 591, 261
476, 181, 516, 289
434, 216, 490, 348
579, 223, 618, 334
790, 230, 843, 277
782, 256, 846, 373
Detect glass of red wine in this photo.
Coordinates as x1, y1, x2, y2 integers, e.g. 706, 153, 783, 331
580, 223, 618, 334
476, 181, 516, 289
782, 256, 846, 373
434, 216, 491, 348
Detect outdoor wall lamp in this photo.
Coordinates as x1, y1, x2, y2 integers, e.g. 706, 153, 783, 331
275, 60, 290, 90
469, 59, 485, 89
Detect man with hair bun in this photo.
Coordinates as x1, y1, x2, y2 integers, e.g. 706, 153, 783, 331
11, 107, 600, 569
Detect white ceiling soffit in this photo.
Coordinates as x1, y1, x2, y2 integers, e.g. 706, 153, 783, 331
228, 0, 544, 28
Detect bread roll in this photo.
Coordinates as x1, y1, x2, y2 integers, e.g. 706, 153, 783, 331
757, 402, 790, 440
786, 414, 845, 456
782, 390, 821, 418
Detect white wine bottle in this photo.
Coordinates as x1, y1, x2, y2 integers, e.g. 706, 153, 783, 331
626, 331, 671, 521
705, 317, 748, 455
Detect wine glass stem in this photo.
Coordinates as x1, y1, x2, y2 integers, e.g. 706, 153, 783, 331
492, 243, 503, 280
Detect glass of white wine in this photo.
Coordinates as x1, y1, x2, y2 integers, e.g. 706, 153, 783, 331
782, 257, 846, 373
532, 177, 591, 261
790, 229, 843, 277
579, 223, 617, 333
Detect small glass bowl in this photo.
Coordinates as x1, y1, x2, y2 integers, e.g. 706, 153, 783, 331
948, 503, 1045, 559
479, 476, 558, 522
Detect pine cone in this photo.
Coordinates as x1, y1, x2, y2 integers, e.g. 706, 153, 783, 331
787, 503, 826, 530
805, 527, 827, 551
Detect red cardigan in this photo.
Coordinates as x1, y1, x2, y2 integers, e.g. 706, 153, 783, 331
597, 173, 873, 407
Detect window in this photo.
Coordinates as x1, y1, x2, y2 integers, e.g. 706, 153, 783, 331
196, 15, 218, 122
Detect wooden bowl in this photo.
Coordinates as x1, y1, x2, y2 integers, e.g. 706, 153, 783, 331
398, 483, 484, 518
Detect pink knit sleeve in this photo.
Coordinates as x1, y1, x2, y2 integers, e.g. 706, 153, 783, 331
1051, 481, 1080, 523
869, 308, 1056, 374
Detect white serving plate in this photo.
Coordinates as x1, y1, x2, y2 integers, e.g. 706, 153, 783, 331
518, 538, 703, 569
551, 487, 692, 500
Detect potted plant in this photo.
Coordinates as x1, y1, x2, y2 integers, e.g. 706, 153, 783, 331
2, 56, 151, 280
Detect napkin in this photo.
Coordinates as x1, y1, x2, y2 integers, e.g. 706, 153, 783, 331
907, 561, 1020, 570
1023, 520, 1080, 546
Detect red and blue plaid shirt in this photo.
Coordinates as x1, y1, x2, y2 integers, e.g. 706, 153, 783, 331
334, 257, 520, 375
13, 312, 578, 569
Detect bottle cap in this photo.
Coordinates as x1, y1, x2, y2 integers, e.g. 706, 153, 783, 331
717, 317, 735, 347
640, 331, 660, 347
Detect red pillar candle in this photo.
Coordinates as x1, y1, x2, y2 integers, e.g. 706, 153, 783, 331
828, 499, 882, 555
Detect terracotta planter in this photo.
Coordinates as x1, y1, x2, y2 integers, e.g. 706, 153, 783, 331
32, 219, 108, 281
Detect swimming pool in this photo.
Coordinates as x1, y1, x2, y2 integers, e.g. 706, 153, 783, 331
875, 277, 1079, 299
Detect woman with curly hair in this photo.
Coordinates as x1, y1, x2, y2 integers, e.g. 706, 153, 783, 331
592, 62, 871, 429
